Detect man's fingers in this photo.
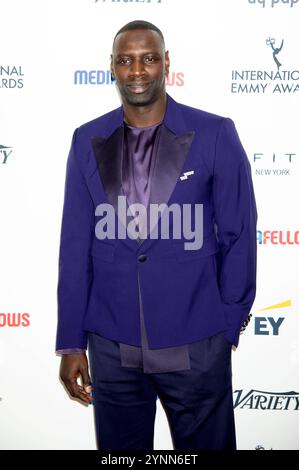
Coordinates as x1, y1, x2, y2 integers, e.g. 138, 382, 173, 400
80, 365, 93, 398
81, 366, 92, 393
59, 354, 93, 404
66, 378, 93, 404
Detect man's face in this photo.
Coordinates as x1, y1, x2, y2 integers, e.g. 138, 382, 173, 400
111, 29, 170, 107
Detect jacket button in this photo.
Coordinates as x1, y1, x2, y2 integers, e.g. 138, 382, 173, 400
138, 254, 148, 262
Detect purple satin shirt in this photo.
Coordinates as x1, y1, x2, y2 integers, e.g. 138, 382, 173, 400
56, 121, 191, 373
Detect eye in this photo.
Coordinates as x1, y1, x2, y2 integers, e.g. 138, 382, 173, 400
117, 57, 131, 65
144, 56, 157, 63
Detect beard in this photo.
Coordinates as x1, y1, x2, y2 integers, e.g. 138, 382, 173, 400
116, 75, 166, 107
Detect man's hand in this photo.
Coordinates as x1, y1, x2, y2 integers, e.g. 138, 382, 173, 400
59, 353, 93, 405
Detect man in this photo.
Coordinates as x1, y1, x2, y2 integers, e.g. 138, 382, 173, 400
56, 20, 257, 450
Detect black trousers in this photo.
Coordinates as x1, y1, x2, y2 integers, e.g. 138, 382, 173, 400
87, 331, 236, 450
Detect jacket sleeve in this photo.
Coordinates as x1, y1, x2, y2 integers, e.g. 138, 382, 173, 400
56, 348, 86, 355
55, 129, 94, 351
212, 118, 257, 348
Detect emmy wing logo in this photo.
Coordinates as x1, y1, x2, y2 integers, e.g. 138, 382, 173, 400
266, 37, 284, 70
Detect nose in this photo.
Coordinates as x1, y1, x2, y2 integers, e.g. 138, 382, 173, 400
129, 58, 145, 77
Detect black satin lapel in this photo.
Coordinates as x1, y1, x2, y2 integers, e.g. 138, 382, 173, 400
149, 126, 195, 207
91, 126, 124, 214
91, 127, 140, 248
141, 127, 195, 243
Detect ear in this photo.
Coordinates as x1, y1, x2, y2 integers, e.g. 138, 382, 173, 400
165, 50, 170, 76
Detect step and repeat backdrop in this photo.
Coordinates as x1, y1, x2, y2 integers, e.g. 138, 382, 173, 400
1, 0, 299, 450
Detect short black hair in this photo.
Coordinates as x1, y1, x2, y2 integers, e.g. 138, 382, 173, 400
113, 20, 165, 50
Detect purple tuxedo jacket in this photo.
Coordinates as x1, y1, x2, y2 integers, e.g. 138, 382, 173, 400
55, 93, 257, 351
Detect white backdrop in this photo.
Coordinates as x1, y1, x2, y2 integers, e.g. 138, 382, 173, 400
0, 0, 299, 450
